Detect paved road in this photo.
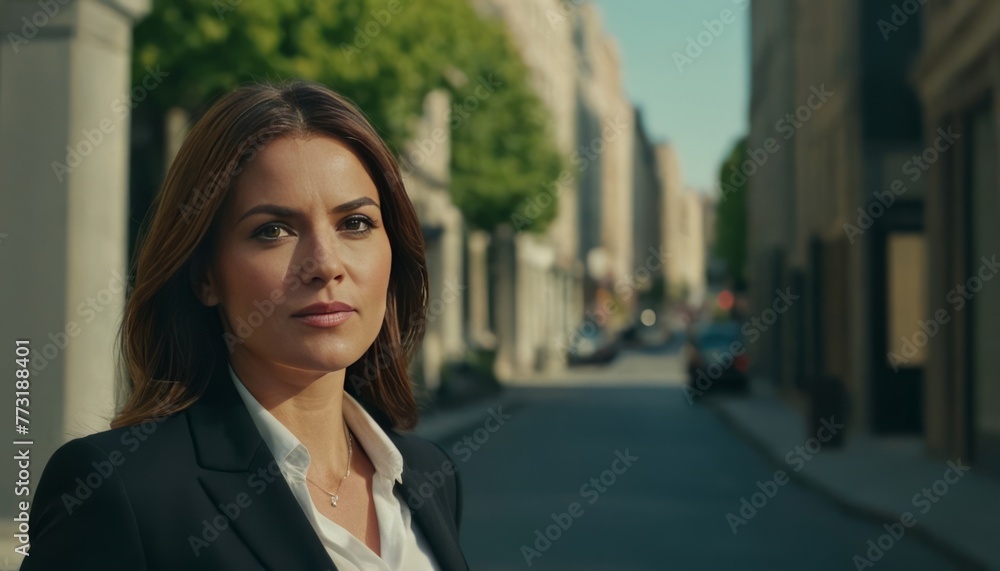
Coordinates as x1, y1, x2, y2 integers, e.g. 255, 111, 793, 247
423, 349, 960, 570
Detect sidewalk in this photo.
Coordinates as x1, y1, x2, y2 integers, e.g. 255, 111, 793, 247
707, 380, 1000, 571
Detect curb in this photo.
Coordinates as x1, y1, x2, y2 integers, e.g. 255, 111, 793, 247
704, 398, 990, 571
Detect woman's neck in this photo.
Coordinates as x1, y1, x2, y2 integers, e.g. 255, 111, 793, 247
229, 353, 351, 472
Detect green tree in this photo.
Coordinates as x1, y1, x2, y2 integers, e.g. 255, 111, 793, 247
131, 0, 563, 233
714, 137, 748, 286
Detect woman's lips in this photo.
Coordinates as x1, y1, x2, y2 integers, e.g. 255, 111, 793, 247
293, 310, 355, 328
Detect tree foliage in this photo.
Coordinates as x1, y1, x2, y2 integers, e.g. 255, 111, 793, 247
714, 137, 748, 286
131, 0, 563, 232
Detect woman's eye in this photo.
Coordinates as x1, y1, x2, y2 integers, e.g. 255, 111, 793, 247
253, 223, 290, 241
342, 215, 376, 235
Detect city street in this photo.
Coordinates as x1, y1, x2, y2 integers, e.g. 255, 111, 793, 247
421, 347, 961, 571
6, 2, 999, 570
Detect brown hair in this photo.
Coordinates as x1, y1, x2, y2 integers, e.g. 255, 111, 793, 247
111, 80, 428, 430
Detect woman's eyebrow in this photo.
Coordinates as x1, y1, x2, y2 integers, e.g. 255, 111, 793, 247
237, 197, 380, 223
332, 196, 379, 213
237, 204, 298, 223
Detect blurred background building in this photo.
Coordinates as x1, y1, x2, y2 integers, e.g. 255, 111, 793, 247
748, 0, 1000, 480
913, 0, 1000, 480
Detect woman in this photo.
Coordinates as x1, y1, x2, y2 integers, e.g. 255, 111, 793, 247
23, 80, 470, 571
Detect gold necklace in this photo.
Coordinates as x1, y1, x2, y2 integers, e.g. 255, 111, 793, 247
304, 421, 353, 507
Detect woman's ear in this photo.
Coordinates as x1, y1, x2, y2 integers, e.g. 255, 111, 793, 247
189, 254, 220, 307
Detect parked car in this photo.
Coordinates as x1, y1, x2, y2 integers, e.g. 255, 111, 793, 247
685, 320, 749, 395
567, 326, 618, 365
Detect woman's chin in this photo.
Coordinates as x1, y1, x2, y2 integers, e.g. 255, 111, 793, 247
290, 348, 366, 373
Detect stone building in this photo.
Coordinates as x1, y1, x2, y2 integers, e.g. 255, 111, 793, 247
748, 0, 927, 439
467, 0, 583, 377
469, 0, 646, 376
912, 0, 1000, 478
747, 0, 1000, 480
398, 89, 467, 393
631, 108, 666, 317
746, 0, 796, 387
656, 144, 706, 307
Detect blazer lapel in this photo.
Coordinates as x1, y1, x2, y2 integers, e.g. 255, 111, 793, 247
186, 363, 337, 571
387, 431, 469, 571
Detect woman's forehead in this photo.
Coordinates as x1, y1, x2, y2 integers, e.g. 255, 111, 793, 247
226, 135, 380, 213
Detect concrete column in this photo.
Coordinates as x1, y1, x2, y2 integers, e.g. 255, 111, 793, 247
514, 240, 533, 374
467, 229, 493, 348
439, 196, 465, 361
399, 88, 457, 390
491, 225, 516, 381
542, 267, 567, 373
513, 235, 558, 374
0, 0, 150, 558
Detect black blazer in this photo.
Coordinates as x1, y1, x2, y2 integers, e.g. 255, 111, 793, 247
21, 365, 470, 571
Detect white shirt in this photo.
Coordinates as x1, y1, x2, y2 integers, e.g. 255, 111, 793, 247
228, 363, 441, 571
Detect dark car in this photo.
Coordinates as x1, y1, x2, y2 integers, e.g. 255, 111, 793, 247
567, 325, 619, 365
685, 320, 749, 395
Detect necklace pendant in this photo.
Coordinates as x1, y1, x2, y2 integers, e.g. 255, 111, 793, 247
330, 495, 339, 507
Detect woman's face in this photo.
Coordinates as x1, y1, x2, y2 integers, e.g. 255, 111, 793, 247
199, 134, 392, 378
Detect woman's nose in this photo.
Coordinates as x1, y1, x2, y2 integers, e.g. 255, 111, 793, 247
297, 231, 346, 285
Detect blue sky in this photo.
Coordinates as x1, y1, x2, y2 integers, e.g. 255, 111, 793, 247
591, 0, 750, 191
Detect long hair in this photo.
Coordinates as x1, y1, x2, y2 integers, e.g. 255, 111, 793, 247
111, 80, 428, 430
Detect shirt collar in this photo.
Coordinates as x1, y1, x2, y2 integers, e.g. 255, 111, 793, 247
228, 363, 404, 485
341, 386, 405, 485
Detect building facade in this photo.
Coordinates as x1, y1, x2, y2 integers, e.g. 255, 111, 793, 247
749, 0, 1000, 479
469, 0, 658, 376
747, 0, 796, 387
631, 108, 666, 317
399, 89, 467, 393
913, 0, 1000, 478
748, 0, 928, 440
656, 143, 706, 308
